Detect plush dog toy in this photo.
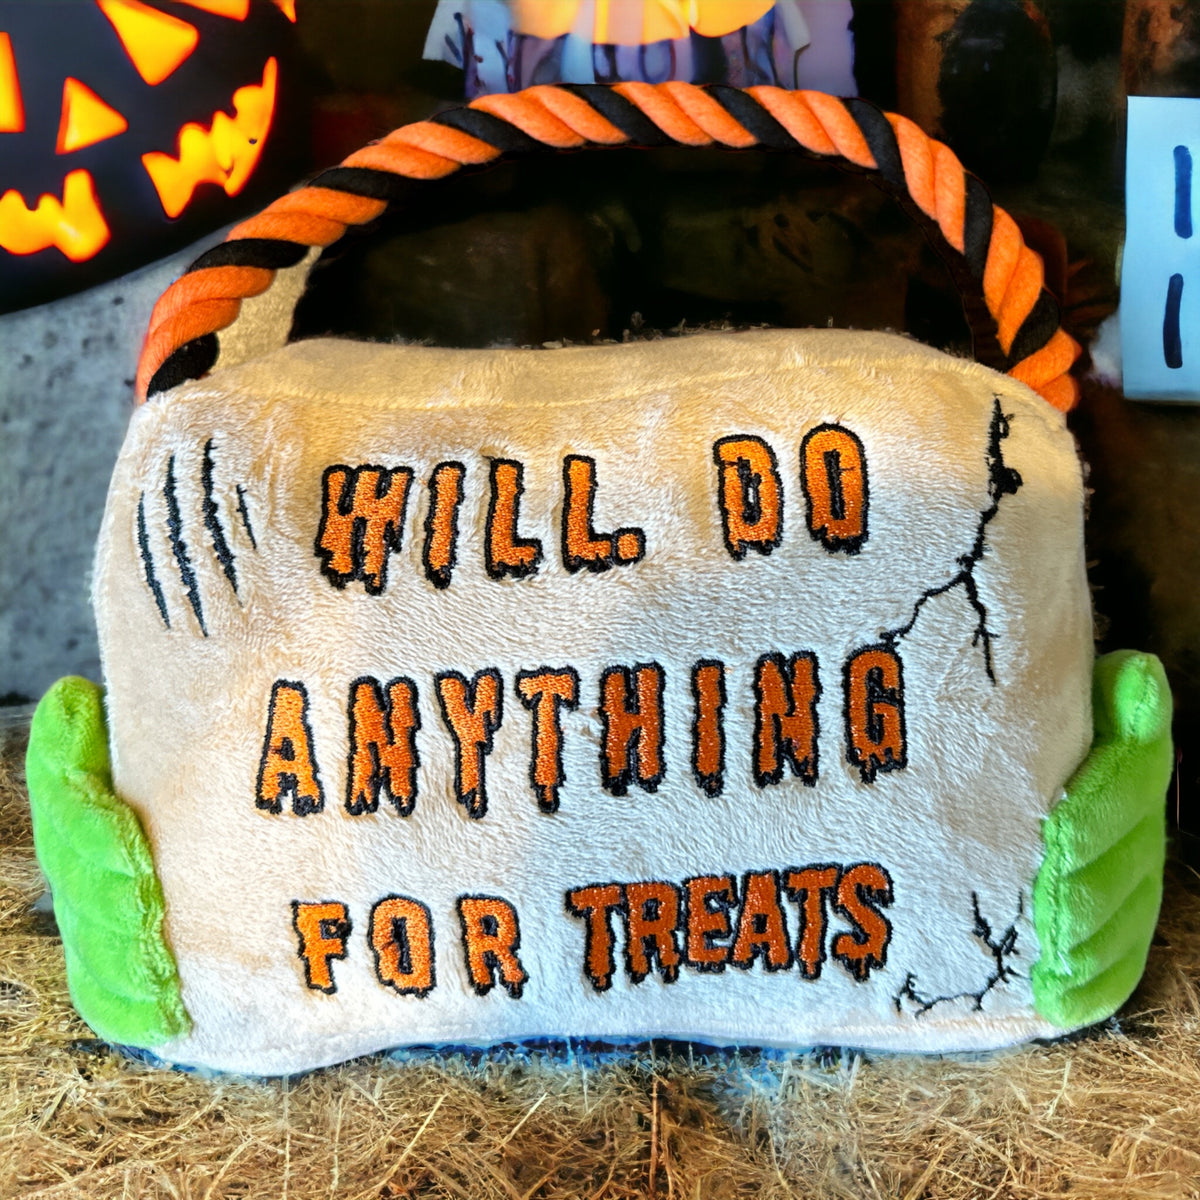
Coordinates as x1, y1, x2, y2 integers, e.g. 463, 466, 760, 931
27, 83, 1173, 1074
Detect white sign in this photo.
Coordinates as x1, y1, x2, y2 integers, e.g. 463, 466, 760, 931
1122, 96, 1200, 401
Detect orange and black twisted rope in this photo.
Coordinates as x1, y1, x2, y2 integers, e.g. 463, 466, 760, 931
136, 82, 1080, 411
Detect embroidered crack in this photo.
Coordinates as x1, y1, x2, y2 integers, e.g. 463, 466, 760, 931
893, 892, 1024, 1017
879, 397, 1022, 684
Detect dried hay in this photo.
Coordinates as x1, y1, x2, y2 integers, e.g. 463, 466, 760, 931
2, 721, 1198, 1200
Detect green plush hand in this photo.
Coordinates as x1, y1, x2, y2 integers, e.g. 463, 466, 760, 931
25, 677, 189, 1047
1032, 651, 1174, 1029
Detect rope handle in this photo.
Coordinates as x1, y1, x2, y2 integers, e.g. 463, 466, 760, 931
135, 82, 1080, 412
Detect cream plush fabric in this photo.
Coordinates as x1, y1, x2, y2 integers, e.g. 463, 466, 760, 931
94, 329, 1092, 1074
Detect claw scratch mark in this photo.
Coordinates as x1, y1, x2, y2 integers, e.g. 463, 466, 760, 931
236, 483, 258, 550
202, 438, 239, 598
893, 892, 1024, 1017
136, 493, 170, 628
880, 397, 1022, 683
164, 454, 208, 637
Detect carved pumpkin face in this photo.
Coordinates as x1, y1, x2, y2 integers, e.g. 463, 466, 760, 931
0, 0, 298, 313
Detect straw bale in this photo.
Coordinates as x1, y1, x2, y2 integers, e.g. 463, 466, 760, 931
2, 721, 1198, 1199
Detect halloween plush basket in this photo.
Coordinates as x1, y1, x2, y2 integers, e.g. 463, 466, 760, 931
27, 83, 1174, 1076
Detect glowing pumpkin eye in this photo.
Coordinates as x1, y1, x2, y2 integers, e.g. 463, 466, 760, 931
0, 32, 23, 133
173, 0, 250, 18
97, 0, 199, 85
57, 77, 129, 154
271, 0, 297, 21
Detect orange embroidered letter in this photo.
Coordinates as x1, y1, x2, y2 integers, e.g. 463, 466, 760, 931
561, 455, 644, 573
683, 874, 737, 971
316, 464, 412, 594
566, 883, 625, 992
515, 667, 580, 812
457, 896, 528, 998
753, 652, 820, 788
712, 436, 782, 559
784, 865, 840, 980
625, 880, 683, 984
257, 680, 324, 815
486, 459, 542, 580
291, 900, 350, 993
832, 863, 893, 981
691, 659, 725, 797
845, 645, 906, 783
599, 663, 666, 795
436, 669, 503, 818
369, 895, 435, 996
731, 870, 792, 971
800, 424, 868, 553
423, 461, 465, 589
345, 676, 421, 816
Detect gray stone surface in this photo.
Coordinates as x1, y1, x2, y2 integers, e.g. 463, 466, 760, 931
0, 235, 225, 702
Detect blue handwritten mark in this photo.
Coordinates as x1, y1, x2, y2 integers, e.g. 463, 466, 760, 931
1164, 273, 1184, 370
1176, 145, 1193, 239
1122, 98, 1200, 397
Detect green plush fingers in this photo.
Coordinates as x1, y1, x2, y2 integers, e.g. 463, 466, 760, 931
25, 677, 189, 1046
1033, 651, 1174, 1029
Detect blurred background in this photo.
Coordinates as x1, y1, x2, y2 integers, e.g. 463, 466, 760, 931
0, 0, 1196, 849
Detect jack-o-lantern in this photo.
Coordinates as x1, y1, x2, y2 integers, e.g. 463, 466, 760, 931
0, 0, 299, 314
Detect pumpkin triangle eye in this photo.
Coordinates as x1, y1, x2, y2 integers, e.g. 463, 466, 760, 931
57, 77, 129, 154
97, 0, 199, 86
0, 32, 24, 133
172, 0, 250, 18
271, 0, 297, 21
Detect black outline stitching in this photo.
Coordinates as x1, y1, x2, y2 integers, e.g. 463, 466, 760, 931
345, 676, 421, 816
690, 659, 727, 798
256, 680, 325, 816
753, 652, 821, 789
712, 435, 783, 560
423, 461, 466, 590
729, 869, 793, 973
565, 882, 625, 993
783, 862, 840, 981
515, 666, 580, 813
598, 662, 667, 796
681, 873, 737, 974
485, 458, 543, 580
369, 894, 436, 998
799, 424, 869, 555
456, 894, 528, 999
291, 899, 351, 994
436, 668, 503, 819
831, 862, 894, 983
843, 644, 907, 785
315, 463, 413, 595
561, 454, 644, 573
623, 880, 683, 985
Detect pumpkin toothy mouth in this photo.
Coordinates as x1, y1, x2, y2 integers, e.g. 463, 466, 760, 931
142, 56, 277, 218
0, 167, 110, 261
